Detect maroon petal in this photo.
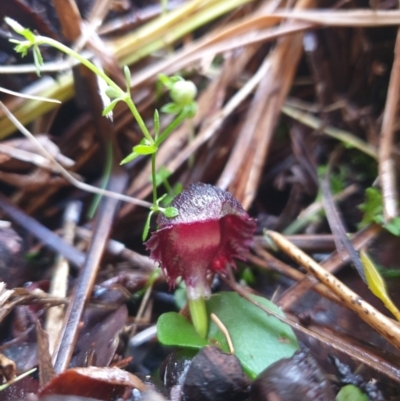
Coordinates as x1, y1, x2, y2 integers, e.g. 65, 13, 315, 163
145, 183, 256, 298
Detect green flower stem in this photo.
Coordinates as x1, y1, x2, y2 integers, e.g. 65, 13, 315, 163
188, 296, 208, 338
151, 153, 158, 206
31, 36, 153, 143
35, 37, 119, 90
124, 96, 153, 143
156, 109, 188, 146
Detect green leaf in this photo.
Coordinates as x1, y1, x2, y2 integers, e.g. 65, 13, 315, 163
123, 65, 131, 90
121, 139, 158, 164
360, 250, 400, 321
161, 102, 182, 114
336, 385, 368, 401
11, 41, 28, 57
157, 312, 208, 349
241, 267, 255, 285
158, 73, 173, 89
384, 217, 400, 236
142, 210, 154, 241
153, 166, 171, 186
158, 74, 182, 89
358, 187, 383, 227
120, 151, 140, 165
156, 193, 168, 205
157, 292, 299, 379
207, 292, 298, 378
163, 206, 178, 218
5, 17, 36, 43
184, 102, 197, 118
102, 98, 120, 116
4, 17, 26, 35
134, 143, 158, 155
105, 86, 122, 99
154, 109, 160, 138
32, 45, 43, 76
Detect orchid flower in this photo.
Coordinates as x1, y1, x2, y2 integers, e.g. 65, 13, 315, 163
146, 183, 255, 337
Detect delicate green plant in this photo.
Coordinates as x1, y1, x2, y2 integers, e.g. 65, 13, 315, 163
5, 17, 197, 238
359, 187, 400, 235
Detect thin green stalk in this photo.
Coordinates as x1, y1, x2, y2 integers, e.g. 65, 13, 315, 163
151, 153, 158, 206
188, 296, 208, 338
125, 97, 153, 143
35, 37, 120, 92
156, 109, 188, 146
162, 176, 173, 193
32, 36, 153, 143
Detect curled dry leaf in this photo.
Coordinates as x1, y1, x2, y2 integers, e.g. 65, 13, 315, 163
0, 353, 17, 383
39, 367, 147, 400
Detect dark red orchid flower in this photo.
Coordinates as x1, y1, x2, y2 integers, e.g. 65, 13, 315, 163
145, 183, 256, 300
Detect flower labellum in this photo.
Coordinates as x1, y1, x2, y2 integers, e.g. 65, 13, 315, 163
145, 183, 256, 301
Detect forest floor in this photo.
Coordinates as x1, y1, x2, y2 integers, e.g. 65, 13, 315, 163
0, 0, 400, 400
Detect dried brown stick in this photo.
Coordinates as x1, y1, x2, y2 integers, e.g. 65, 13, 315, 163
277, 224, 381, 310
267, 230, 400, 350
46, 201, 81, 357
248, 248, 342, 305
53, 126, 129, 373
320, 175, 366, 282
218, 0, 312, 208
0, 193, 85, 267
75, 227, 156, 271
52, 1, 129, 372
53, 0, 82, 40
254, 234, 336, 252
379, 28, 400, 222
241, 33, 305, 209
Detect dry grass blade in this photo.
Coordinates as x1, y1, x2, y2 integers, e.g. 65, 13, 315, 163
277, 224, 381, 310
220, 0, 311, 209
379, 28, 400, 222
0, 87, 61, 103
282, 104, 378, 159
45, 201, 81, 357
248, 248, 342, 304
0, 101, 152, 208
320, 175, 366, 282
271, 9, 400, 26
267, 231, 400, 350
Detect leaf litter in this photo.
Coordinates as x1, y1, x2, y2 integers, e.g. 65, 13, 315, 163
0, 0, 400, 400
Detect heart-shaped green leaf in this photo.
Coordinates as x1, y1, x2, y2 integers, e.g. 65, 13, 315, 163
206, 292, 298, 378
157, 292, 299, 378
157, 312, 208, 349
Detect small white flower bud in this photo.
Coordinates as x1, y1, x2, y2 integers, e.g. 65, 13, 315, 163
170, 80, 197, 106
